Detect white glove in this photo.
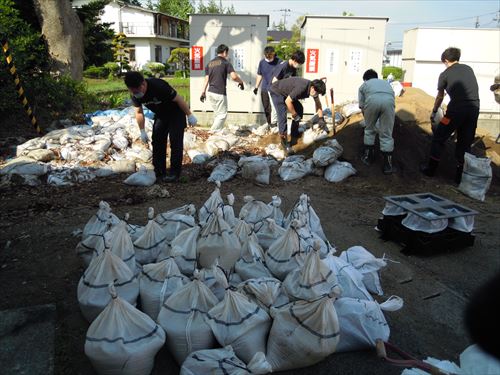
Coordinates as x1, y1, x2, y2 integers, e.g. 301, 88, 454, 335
187, 114, 198, 127
140, 128, 149, 143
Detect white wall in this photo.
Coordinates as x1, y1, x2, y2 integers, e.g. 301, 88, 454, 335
301, 16, 388, 114
402, 28, 500, 114
189, 14, 269, 114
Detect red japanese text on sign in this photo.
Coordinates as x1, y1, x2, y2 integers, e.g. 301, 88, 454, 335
306, 49, 319, 73
191, 46, 203, 70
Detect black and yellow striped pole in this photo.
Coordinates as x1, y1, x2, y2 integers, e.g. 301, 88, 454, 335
1, 38, 42, 134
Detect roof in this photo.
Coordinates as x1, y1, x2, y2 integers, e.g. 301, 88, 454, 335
113, 0, 188, 23
267, 30, 293, 42
189, 13, 270, 27
301, 15, 389, 28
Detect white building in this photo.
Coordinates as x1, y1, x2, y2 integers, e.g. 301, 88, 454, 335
300, 16, 388, 113
72, 0, 189, 69
402, 27, 500, 116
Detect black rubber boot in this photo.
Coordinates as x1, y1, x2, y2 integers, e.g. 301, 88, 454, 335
420, 158, 439, 177
382, 152, 393, 175
290, 136, 299, 147
455, 163, 464, 184
361, 145, 375, 166
280, 136, 293, 156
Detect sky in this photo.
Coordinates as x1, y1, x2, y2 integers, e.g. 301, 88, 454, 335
217, 0, 500, 45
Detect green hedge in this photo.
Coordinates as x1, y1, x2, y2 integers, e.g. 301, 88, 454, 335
382, 66, 404, 81
83, 65, 110, 79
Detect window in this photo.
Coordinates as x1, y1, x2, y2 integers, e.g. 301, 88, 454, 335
128, 44, 136, 62
155, 45, 162, 62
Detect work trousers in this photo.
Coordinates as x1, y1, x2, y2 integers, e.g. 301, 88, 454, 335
261, 89, 278, 125
363, 93, 395, 152
430, 105, 479, 165
152, 114, 186, 178
270, 92, 302, 138
207, 91, 228, 131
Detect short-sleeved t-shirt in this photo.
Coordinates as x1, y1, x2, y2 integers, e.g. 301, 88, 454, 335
131, 78, 182, 119
270, 77, 311, 101
257, 57, 281, 91
272, 61, 297, 81
205, 56, 235, 96
438, 63, 479, 110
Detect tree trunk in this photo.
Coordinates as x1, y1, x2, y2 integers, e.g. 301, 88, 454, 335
33, 0, 84, 80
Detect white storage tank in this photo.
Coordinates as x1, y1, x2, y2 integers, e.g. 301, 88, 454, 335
189, 14, 269, 124
300, 16, 388, 114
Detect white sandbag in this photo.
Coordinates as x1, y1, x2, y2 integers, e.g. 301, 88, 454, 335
460, 344, 500, 375
285, 193, 328, 241
205, 138, 231, 156
26, 149, 55, 162
197, 209, 241, 272
322, 253, 373, 300
155, 204, 196, 242
266, 294, 340, 371
76, 233, 106, 268
401, 212, 448, 233
111, 129, 129, 150
448, 212, 475, 233
169, 225, 201, 276
342, 102, 362, 117
390, 81, 405, 98
268, 195, 285, 227
139, 258, 188, 321
334, 297, 390, 352
302, 127, 328, 145
199, 261, 230, 301
237, 277, 289, 312
124, 165, 156, 186
123, 213, 144, 242
241, 160, 270, 185
183, 132, 198, 150
283, 241, 342, 301
207, 159, 238, 182
458, 152, 492, 201
339, 246, 387, 296
205, 290, 272, 364
157, 275, 219, 364
401, 357, 462, 375
0, 156, 49, 176
235, 231, 273, 281
296, 224, 335, 258
92, 135, 112, 153
85, 285, 165, 375
124, 145, 152, 163
199, 181, 223, 225
16, 138, 46, 156
264, 143, 286, 160
106, 221, 137, 274
180, 346, 271, 375
279, 156, 314, 181
82, 201, 120, 240
324, 160, 356, 182
77, 250, 139, 322
233, 218, 256, 245
254, 218, 287, 250
134, 207, 168, 265
382, 202, 407, 216
312, 143, 342, 167
187, 148, 210, 164
221, 194, 237, 227
265, 219, 308, 281
239, 195, 274, 227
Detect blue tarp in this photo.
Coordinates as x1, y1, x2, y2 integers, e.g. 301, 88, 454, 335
83, 106, 155, 125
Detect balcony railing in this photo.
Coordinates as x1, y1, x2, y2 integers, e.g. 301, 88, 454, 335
120, 22, 189, 40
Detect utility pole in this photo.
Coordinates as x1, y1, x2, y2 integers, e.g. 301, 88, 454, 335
280, 8, 291, 29
475, 16, 479, 28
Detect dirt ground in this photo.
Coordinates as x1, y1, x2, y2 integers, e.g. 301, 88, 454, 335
0, 88, 499, 374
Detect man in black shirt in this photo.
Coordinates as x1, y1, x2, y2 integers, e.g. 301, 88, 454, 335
271, 50, 305, 83
200, 44, 245, 132
269, 77, 326, 155
421, 47, 480, 184
124, 71, 197, 182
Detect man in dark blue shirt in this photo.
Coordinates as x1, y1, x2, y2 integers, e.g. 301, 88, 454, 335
271, 50, 305, 83
253, 46, 281, 126
421, 47, 480, 184
124, 71, 197, 182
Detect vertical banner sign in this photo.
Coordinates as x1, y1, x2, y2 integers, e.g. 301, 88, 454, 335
306, 48, 319, 73
232, 48, 244, 71
191, 46, 203, 70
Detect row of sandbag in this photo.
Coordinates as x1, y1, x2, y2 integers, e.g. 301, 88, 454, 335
77, 183, 402, 374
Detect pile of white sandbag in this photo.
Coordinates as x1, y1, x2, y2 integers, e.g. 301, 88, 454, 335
75, 181, 403, 374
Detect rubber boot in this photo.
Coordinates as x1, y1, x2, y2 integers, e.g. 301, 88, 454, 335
280, 135, 293, 156
361, 145, 375, 166
382, 152, 393, 175
420, 158, 439, 177
455, 163, 464, 185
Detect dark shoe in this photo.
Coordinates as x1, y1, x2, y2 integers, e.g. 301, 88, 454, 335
382, 152, 393, 175
420, 158, 439, 177
162, 175, 179, 183
455, 164, 464, 184
290, 136, 299, 147
361, 145, 375, 166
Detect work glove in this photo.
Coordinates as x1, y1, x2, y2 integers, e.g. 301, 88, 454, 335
187, 114, 198, 127
430, 110, 437, 123
238, 82, 245, 90
253, 87, 258, 95
200, 93, 206, 102
292, 114, 302, 122
318, 117, 327, 129
140, 128, 149, 143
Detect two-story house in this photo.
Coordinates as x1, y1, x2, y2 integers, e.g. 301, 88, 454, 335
72, 0, 189, 69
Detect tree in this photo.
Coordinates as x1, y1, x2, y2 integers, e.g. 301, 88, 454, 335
274, 39, 299, 61
112, 32, 130, 75
167, 47, 189, 77
157, 0, 194, 19
342, 11, 354, 16
197, 0, 235, 14
33, 0, 84, 80
121, 0, 141, 5
75, 0, 115, 68
272, 21, 286, 31
291, 15, 304, 42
